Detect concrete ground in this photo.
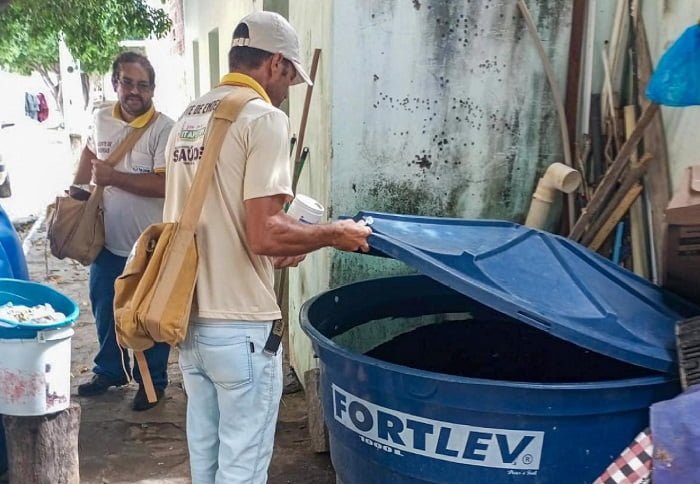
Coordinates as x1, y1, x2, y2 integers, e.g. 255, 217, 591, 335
5, 124, 335, 483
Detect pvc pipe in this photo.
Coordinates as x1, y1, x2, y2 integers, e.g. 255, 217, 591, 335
516, 0, 576, 229
579, 0, 597, 139
525, 163, 582, 229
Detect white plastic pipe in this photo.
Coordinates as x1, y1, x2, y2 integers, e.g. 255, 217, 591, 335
525, 163, 582, 230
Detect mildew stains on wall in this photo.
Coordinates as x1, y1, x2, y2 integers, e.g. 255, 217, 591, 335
331, 0, 572, 232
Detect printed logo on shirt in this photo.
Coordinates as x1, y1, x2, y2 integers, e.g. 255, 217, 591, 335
171, 145, 205, 164
171, 106, 211, 165
179, 126, 206, 142
183, 100, 221, 116
97, 140, 113, 156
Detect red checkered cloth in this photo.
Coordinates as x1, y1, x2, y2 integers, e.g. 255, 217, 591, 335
594, 429, 653, 484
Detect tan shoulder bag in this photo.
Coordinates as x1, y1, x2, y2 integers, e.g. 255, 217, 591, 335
114, 88, 260, 402
47, 113, 159, 266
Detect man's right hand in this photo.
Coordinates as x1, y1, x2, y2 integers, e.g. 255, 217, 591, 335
330, 219, 372, 253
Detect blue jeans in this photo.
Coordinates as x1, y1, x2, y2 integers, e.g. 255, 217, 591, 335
179, 321, 283, 484
89, 248, 170, 389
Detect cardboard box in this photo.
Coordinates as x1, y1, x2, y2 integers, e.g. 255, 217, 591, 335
663, 165, 700, 304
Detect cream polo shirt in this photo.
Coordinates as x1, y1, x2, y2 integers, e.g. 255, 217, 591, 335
86, 104, 174, 256
163, 74, 293, 321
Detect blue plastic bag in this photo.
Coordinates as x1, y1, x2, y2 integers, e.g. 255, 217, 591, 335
646, 24, 700, 107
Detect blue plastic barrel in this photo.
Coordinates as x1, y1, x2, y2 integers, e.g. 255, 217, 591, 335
301, 275, 682, 484
0, 206, 29, 474
0, 205, 28, 280
0, 205, 29, 475
0, 279, 79, 473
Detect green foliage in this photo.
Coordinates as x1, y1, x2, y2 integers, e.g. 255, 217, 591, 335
0, 3, 59, 76
0, 0, 172, 75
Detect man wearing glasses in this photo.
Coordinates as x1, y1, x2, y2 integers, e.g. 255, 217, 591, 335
73, 51, 174, 411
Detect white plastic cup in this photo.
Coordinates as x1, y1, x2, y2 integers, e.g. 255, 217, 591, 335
287, 194, 324, 224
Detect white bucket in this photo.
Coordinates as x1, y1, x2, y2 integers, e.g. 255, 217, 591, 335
0, 326, 73, 416
287, 194, 324, 224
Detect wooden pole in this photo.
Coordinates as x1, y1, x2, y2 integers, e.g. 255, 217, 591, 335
624, 105, 650, 278
580, 153, 651, 247
635, 12, 670, 283
588, 183, 644, 251
277, 49, 322, 392
569, 102, 658, 241
293, 48, 321, 169
3, 403, 81, 484
304, 368, 329, 453
564, 0, 587, 162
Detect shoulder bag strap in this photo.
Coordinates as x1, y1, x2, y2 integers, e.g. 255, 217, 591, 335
178, 88, 261, 231
90, 112, 160, 199
104, 112, 160, 168
105, 112, 159, 167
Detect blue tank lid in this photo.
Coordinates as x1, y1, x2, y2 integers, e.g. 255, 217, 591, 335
357, 212, 700, 373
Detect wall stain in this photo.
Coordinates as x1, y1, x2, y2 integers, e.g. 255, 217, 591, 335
334, 0, 573, 278
414, 154, 432, 170
330, 251, 411, 288
363, 178, 446, 216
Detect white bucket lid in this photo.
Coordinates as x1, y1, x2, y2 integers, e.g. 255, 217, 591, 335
292, 194, 325, 217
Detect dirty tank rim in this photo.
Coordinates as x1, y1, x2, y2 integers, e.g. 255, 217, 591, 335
300, 275, 675, 393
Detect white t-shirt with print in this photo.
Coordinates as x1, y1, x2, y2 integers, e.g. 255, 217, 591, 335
163, 85, 293, 321
86, 105, 174, 257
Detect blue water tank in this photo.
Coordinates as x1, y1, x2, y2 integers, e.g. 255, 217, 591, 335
301, 213, 700, 484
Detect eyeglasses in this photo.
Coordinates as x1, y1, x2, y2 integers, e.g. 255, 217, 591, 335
117, 77, 153, 92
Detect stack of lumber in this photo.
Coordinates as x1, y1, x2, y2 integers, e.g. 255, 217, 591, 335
564, 1, 669, 282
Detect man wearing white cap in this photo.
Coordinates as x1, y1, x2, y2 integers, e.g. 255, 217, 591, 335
163, 11, 371, 483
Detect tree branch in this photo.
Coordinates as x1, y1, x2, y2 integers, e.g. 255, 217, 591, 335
33, 64, 63, 115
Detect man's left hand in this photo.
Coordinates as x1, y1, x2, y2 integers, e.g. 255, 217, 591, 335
91, 159, 116, 187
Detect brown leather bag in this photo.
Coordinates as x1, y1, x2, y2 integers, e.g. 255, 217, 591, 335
47, 114, 158, 266
114, 89, 260, 402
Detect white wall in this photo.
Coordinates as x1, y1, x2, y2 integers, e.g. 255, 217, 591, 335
287, 0, 334, 382
328, 0, 573, 292
183, 0, 260, 101
330, 0, 572, 222
288, 0, 575, 383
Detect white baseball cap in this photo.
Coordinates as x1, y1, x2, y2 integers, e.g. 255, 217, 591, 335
232, 11, 312, 86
